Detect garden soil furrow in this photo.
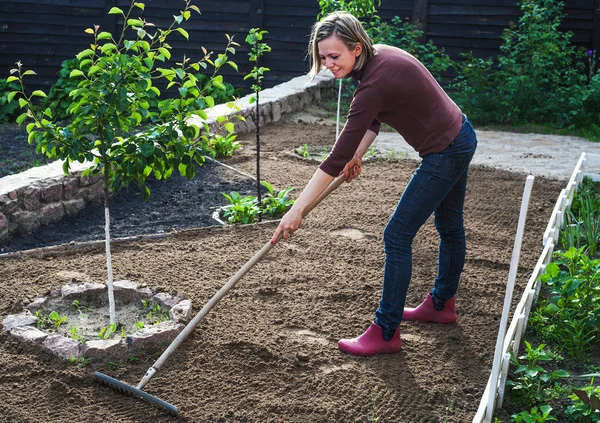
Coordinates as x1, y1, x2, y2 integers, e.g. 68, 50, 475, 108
0, 121, 564, 422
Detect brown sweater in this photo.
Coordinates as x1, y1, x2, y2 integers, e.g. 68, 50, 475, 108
320, 44, 463, 177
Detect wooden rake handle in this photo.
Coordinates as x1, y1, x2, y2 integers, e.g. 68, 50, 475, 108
138, 173, 348, 388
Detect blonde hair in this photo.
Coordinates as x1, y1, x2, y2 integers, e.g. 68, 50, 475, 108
308, 11, 375, 80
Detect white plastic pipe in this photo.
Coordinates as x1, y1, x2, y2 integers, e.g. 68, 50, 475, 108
104, 206, 116, 325
336, 78, 342, 139
485, 175, 535, 422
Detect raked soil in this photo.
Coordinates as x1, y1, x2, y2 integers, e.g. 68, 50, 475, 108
0, 118, 566, 422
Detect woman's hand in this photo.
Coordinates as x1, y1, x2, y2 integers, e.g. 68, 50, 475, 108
341, 158, 362, 183
270, 207, 304, 244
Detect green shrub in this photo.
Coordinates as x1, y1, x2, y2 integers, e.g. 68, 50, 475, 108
451, 0, 600, 139
0, 78, 21, 123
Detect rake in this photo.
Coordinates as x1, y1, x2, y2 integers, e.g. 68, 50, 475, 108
95, 173, 348, 416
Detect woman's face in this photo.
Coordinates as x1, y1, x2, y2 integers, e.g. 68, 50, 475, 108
318, 35, 362, 79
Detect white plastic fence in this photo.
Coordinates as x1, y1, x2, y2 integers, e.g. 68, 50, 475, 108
473, 152, 600, 422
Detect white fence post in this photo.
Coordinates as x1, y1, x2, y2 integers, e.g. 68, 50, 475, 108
484, 175, 535, 423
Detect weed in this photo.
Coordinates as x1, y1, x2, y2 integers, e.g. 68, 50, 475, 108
295, 143, 310, 159
369, 393, 379, 423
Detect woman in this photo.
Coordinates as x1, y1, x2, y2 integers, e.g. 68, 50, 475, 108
270, 11, 478, 357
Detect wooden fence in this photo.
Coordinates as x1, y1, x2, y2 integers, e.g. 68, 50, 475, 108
1, 0, 598, 93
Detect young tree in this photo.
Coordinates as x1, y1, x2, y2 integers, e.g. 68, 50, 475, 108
244, 28, 271, 218
8, 0, 241, 325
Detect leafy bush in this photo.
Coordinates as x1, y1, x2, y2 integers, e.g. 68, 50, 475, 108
42, 58, 87, 120
0, 78, 21, 123
451, 0, 600, 139
368, 17, 456, 82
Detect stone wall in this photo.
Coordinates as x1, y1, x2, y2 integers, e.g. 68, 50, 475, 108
0, 71, 335, 246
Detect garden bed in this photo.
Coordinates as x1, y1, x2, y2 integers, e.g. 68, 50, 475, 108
0, 118, 566, 421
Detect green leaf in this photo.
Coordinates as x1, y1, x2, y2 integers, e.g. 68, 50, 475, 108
227, 61, 238, 72
108, 7, 124, 15
140, 143, 155, 157
7, 91, 18, 103
189, 5, 201, 14
31, 90, 47, 98
127, 19, 144, 27
178, 163, 187, 176
6, 76, 18, 83
18, 98, 28, 108
158, 47, 171, 60
101, 43, 117, 54
88, 65, 102, 76
143, 186, 151, 201
204, 96, 214, 108
69, 69, 84, 78
77, 49, 95, 60
23, 70, 37, 76
62, 160, 70, 175
98, 32, 112, 40
16, 113, 28, 125
176, 28, 189, 40
225, 122, 234, 133
134, 2, 145, 10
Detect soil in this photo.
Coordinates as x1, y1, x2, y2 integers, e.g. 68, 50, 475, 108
0, 114, 567, 422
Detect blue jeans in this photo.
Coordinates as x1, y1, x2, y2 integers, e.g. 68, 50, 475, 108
375, 115, 477, 339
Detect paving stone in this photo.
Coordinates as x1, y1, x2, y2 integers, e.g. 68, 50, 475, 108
125, 321, 183, 349
12, 210, 41, 236
42, 334, 81, 360
3, 312, 37, 331
9, 326, 48, 344
170, 299, 192, 323
63, 198, 85, 217
25, 297, 48, 312
41, 182, 63, 203
62, 178, 78, 200
153, 292, 188, 308
61, 282, 106, 299
0, 212, 8, 241
20, 185, 42, 211
113, 280, 149, 303
82, 339, 124, 359
40, 202, 65, 226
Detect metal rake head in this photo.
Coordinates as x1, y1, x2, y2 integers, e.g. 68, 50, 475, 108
94, 371, 178, 416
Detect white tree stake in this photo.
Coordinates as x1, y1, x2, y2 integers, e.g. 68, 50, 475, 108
104, 206, 116, 325
336, 78, 342, 139
485, 175, 535, 422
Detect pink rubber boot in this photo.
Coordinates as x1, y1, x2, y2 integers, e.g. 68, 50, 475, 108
403, 293, 457, 324
338, 322, 402, 357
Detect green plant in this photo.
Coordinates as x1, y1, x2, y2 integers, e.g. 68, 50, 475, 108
566, 375, 600, 422
42, 58, 89, 120
511, 405, 557, 422
206, 129, 241, 158
318, 0, 380, 21
221, 191, 261, 224
135, 321, 145, 330
507, 341, 569, 407
98, 323, 117, 340
451, 0, 600, 139
368, 393, 379, 422
0, 78, 21, 123
120, 326, 126, 338
145, 302, 170, 324
7, 1, 241, 326
260, 181, 294, 217
296, 143, 310, 158
244, 28, 271, 212
48, 311, 67, 330
68, 354, 89, 367
69, 326, 86, 344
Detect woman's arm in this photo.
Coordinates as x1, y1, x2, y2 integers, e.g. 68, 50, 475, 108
340, 129, 377, 182
270, 168, 334, 244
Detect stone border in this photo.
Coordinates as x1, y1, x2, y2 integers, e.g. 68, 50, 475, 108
1, 280, 192, 361
0, 71, 335, 245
